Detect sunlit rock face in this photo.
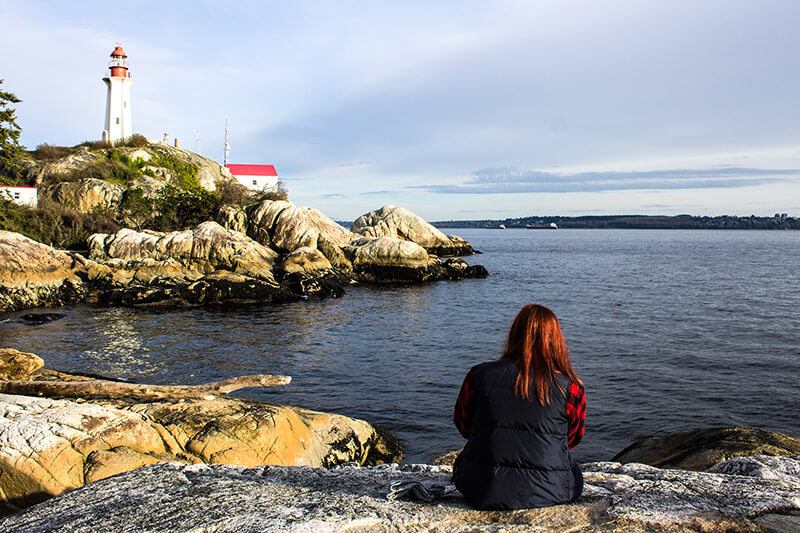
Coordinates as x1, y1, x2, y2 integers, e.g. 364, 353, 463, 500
0, 393, 401, 515
84, 222, 302, 306
247, 199, 356, 272
351, 205, 474, 256
1, 456, 797, 531
88, 221, 279, 282
0, 231, 90, 312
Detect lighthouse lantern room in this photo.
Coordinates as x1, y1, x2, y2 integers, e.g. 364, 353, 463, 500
102, 45, 134, 142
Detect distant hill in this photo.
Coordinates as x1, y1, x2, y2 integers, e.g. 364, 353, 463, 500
433, 214, 800, 230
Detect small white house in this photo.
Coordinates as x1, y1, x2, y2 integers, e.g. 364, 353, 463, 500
226, 164, 278, 191
0, 186, 38, 207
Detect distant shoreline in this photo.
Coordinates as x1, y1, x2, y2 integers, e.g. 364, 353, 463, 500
432, 214, 799, 230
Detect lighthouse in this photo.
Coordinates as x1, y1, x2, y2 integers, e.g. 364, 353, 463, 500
101, 45, 133, 142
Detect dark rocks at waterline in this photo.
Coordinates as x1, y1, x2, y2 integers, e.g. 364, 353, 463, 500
15, 313, 67, 326
94, 271, 301, 308
351, 257, 489, 284
2, 456, 798, 532
612, 427, 800, 471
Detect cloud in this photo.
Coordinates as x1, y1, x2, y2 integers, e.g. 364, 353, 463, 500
336, 161, 371, 168
359, 190, 399, 196
321, 193, 347, 199
412, 167, 800, 194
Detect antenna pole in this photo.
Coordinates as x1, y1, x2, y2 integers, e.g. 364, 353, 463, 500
223, 119, 230, 167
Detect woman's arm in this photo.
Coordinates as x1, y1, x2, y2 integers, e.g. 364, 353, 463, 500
566, 382, 585, 449
453, 367, 477, 439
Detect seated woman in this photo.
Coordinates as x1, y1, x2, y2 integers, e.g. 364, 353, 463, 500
452, 303, 586, 509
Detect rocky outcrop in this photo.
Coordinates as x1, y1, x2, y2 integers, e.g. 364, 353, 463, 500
0, 231, 90, 313
85, 222, 314, 306
2, 456, 797, 531
0, 391, 401, 515
246, 200, 487, 284
88, 221, 279, 282
352, 205, 474, 256
41, 178, 123, 213
613, 427, 800, 471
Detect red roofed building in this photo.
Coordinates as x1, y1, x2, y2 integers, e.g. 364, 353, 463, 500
226, 164, 279, 191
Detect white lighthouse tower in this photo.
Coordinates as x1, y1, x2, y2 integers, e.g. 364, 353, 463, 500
101, 45, 133, 142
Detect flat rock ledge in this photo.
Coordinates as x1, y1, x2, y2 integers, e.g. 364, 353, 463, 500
2, 455, 798, 532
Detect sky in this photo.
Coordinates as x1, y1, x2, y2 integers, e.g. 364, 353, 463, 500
2, 0, 800, 220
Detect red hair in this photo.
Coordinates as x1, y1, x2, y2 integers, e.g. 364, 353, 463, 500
501, 304, 582, 404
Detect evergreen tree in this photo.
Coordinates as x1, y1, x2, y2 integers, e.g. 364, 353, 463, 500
0, 79, 23, 184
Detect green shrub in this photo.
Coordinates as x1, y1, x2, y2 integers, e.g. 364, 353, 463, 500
78, 139, 112, 150
31, 143, 76, 161
254, 181, 289, 203
0, 197, 119, 250
121, 134, 149, 148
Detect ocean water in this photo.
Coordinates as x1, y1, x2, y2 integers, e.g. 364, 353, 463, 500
1, 229, 799, 463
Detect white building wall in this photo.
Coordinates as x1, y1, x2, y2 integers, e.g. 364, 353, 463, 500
0, 186, 38, 207
102, 76, 134, 142
233, 175, 278, 191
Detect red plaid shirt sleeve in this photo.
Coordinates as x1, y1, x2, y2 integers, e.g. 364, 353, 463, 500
454, 367, 477, 439
566, 382, 586, 449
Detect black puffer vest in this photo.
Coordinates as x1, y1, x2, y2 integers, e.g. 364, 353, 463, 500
453, 359, 583, 509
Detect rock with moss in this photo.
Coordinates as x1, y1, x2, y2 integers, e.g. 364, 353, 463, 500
2, 455, 798, 531
352, 205, 474, 256
613, 427, 800, 471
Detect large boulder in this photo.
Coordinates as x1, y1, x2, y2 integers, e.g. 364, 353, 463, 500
0, 392, 401, 515
216, 204, 247, 234
248, 200, 356, 271
351, 205, 474, 256
41, 178, 123, 213
0, 231, 90, 312
0, 349, 44, 380
343, 237, 488, 283
613, 427, 800, 471
2, 456, 797, 531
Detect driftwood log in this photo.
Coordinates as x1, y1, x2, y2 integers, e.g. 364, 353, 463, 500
0, 374, 291, 401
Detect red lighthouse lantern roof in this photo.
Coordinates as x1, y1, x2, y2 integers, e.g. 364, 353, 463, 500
110, 46, 127, 58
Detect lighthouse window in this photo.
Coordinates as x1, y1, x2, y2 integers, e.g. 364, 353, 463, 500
116, 118, 120, 124
252, 180, 258, 186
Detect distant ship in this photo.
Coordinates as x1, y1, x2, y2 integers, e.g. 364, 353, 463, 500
526, 222, 558, 229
